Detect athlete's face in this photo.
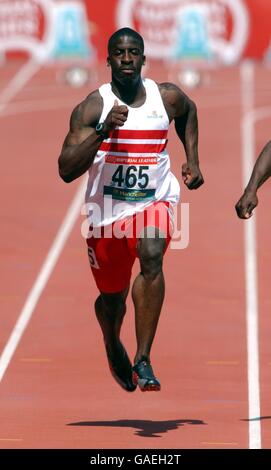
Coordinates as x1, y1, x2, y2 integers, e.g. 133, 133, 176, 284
107, 35, 145, 85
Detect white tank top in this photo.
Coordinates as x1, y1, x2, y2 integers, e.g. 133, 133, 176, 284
85, 78, 180, 227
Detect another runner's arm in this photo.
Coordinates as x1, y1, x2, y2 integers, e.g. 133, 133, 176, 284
159, 83, 204, 190
235, 140, 271, 218
243, 140, 271, 192
58, 92, 128, 183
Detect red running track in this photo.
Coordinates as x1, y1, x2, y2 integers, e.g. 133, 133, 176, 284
0, 59, 270, 449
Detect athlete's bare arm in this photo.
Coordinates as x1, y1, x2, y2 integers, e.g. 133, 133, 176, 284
235, 140, 271, 219
58, 91, 128, 183
159, 82, 203, 190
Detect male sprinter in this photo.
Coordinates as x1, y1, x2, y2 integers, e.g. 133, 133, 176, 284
58, 28, 204, 392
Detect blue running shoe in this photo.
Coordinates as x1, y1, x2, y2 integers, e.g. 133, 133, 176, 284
132, 357, 161, 392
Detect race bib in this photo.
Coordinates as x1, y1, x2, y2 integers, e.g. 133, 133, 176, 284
103, 156, 157, 202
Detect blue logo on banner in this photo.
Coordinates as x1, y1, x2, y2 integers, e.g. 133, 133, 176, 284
52, 5, 92, 60
173, 9, 212, 60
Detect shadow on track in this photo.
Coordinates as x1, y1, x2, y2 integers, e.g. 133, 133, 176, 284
67, 418, 207, 438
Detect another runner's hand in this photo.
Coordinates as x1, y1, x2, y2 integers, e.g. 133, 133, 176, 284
235, 191, 258, 219
104, 99, 128, 131
182, 162, 204, 190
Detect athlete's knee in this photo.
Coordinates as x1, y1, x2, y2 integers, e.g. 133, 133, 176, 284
100, 291, 127, 316
138, 240, 165, 281
141, 256, 163, 281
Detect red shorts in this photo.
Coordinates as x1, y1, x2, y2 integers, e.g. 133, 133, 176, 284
86, 201, 173, 293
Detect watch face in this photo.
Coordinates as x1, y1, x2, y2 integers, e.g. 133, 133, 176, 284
96, 123, 103, 132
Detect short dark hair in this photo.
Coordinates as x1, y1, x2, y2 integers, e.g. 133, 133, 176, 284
108, 28, 144, 54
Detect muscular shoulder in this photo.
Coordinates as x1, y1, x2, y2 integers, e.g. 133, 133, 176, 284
158, 82, 194, 120
70, 89, 103, 131
158, 82, 183, 100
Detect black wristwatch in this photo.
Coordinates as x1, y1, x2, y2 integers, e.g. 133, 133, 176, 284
95, 122, 109, 139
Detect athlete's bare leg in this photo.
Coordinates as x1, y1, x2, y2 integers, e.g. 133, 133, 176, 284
132, 229, 166, 364
94, 287, 129, 356
94, 287, 136, 391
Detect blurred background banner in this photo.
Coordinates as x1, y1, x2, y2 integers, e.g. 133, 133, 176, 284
0, 0, 270, 64
0, 0, 55, 61
0, 0, 95, 63
87, 0, 271, 65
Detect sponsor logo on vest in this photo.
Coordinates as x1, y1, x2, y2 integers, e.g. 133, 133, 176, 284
116, 0, 249, 64
147, 110, 163, 118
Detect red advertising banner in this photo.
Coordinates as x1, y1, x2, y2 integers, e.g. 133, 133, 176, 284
86, 0, 271, 64
0, 0, 94, 61
0, 0, 54, 60
243, 0, 271, 58
0, 0, 271, 64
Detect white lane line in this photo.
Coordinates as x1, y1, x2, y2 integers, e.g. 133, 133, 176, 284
0, 58, 41, 113
0, 176, 87, 382
240, 61, 261, 449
